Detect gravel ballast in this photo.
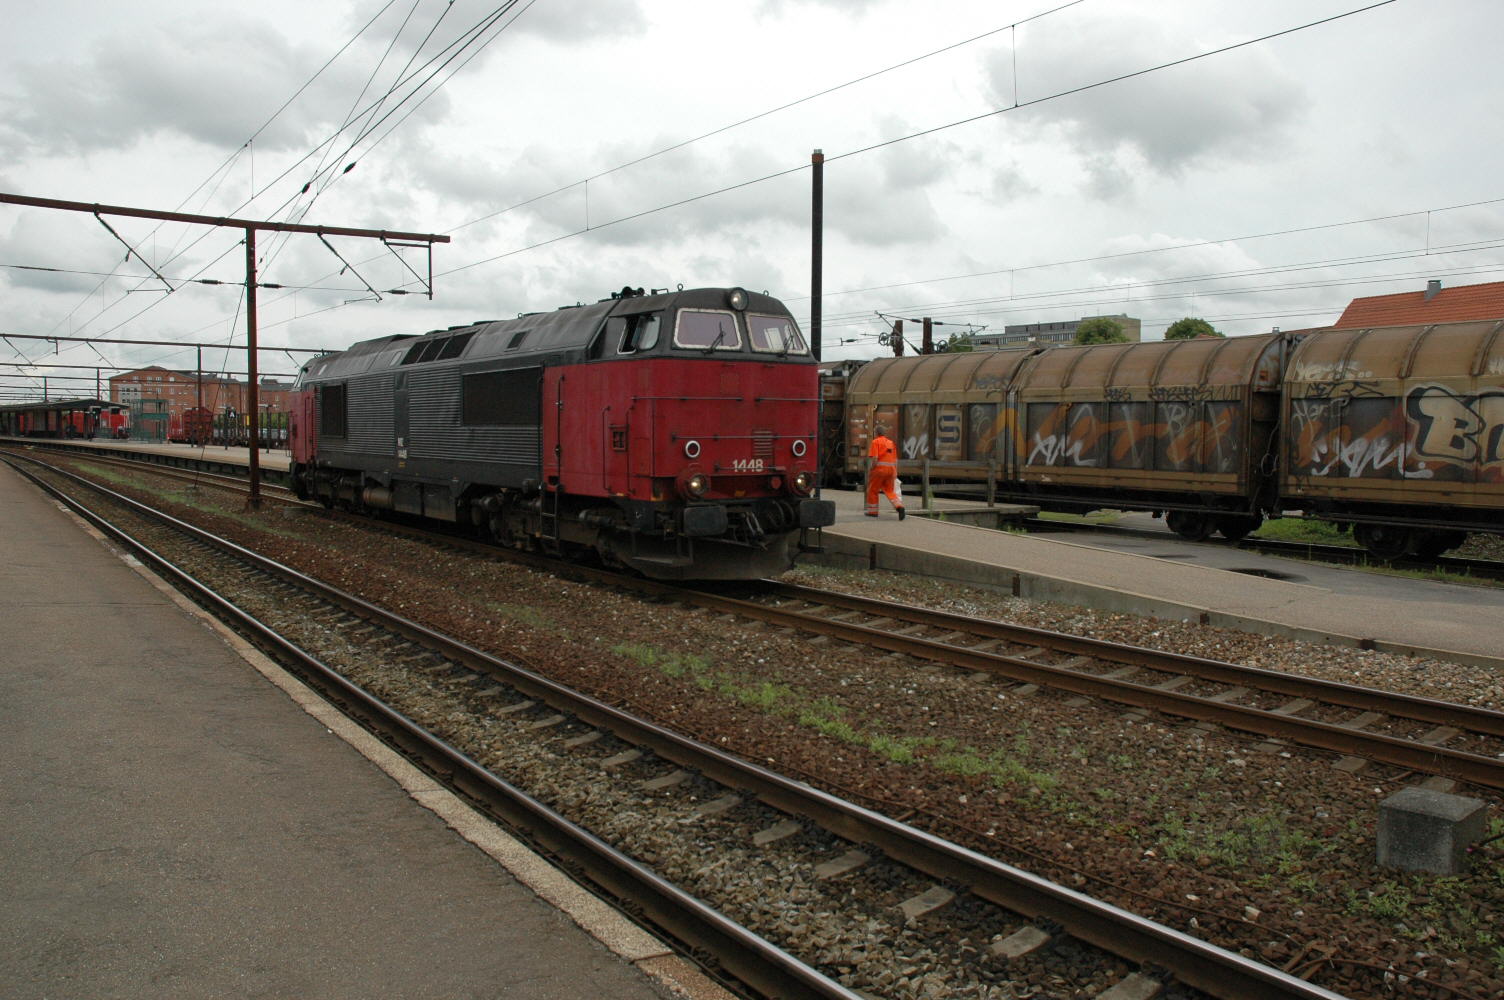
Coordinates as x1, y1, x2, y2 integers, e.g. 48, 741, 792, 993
36, 457, 1504, 1000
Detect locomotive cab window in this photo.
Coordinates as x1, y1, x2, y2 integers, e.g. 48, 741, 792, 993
609, 312, 662, 354
748, 314, 808, 355
674, 309, 742, 352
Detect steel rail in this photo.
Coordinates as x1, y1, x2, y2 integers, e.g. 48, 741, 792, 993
756, 581, 1504, 739
661, 584, 1504, 791
1, 438, 297, 488
2, 453, 863, 1000
5, 452, 1347, 1000
13, 446, 304, 504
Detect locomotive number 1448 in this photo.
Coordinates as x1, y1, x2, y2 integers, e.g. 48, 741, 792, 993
730, 458, 765, 471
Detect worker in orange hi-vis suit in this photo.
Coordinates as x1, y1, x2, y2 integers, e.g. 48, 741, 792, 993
864, 424, 906, 520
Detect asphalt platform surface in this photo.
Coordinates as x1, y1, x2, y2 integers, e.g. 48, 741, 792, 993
821, 488, 1504, 667
0, 459, 704, 1000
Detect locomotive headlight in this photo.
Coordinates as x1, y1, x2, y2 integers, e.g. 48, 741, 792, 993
791, 471, 814, 495
685, 472, 711, 498
726, 287, 749, 311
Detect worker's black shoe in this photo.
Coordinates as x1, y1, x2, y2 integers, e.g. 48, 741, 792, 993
897, 506, 906, 521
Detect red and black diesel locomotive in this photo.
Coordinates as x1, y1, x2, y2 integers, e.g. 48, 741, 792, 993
289, 286, 835, 579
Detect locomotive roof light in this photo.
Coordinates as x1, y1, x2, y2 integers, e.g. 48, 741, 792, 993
726, 287, 749, 312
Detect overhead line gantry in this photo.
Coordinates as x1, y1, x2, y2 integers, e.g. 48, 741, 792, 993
0, 191, 450, 506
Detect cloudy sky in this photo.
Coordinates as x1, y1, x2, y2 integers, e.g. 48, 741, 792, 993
2, 0, 1502, 396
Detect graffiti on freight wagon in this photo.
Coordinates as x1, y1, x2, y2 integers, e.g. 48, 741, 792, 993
1288, 384, 1504, 481
1409, 386, 1504, 470
1025, 400, 1241, 472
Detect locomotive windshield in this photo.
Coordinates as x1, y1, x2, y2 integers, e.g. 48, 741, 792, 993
748, 314, 808, 355
674, 309, 742, 352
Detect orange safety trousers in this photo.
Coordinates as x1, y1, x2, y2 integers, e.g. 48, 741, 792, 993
864, 462, 903, 515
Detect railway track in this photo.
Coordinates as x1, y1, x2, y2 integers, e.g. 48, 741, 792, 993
708, 582, 1504, 793
23, 444, 1504, 792
4, 445, 305, 505
5, 451, 1353, 1000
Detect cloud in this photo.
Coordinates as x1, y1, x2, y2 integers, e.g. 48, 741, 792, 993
0, 18, 373, 158
756, 0, 887, 15
507, 0, 648, 40
986, 12, 1307, 187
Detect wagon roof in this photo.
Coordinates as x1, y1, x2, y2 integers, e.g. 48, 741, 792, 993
1286, 318, 1504, 382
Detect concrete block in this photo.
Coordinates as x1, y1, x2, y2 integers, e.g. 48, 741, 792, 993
689, 793, 742, 819
897, 885, 955, 922
814, 849, 869, 880
752, 819, 802, 847
990, 925, 1050, 960
1377, 786, 1488, 874
1098, 972, 1162, 1000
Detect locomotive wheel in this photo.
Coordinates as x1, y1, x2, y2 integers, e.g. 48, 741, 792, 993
1215, 514, 1262, 542
1353, 523, 1413, 560
1166, 510, 1215, 541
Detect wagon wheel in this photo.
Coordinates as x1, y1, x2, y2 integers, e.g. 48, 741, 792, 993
1166, 510, 1215, 541
1409, 529, 1466, 560
1215, 514, 1263, 542
1353, 523, 1413, 560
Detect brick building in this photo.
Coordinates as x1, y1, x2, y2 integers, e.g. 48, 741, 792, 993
108, 366, 293, 422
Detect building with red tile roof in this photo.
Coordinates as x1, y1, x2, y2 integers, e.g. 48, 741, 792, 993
1333, 279, 1504, 328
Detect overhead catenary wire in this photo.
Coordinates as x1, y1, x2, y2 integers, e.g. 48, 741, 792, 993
425, 0, 1403, 284
812, 259, 1504, 346
811, 239, 1504, 328
451, 0, 1091, 236
47, 1, 525, 351
1, 0, 1443, 379
43, 0, 406, 339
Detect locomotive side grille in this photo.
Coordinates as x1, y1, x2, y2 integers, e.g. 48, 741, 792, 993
408, 370, 540, 463
753, 429, 774, 459
346, 374, 395, 454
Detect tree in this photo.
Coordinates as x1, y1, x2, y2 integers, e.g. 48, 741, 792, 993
1073, 317, 1128, 345
1163, 317, 1223, 340
941, 333, 975, 353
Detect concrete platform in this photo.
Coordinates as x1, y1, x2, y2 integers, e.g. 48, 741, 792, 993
2, 435, 293, 473
815, 488, 1504, 668
0, 461, 711, 1000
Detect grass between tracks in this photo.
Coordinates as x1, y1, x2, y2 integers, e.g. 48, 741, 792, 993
73, 462, 308, 540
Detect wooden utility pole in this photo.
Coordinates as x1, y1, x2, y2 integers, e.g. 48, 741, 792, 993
0, 191, 449, 506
